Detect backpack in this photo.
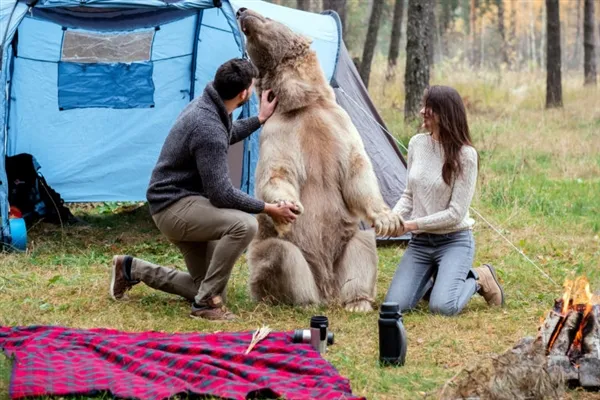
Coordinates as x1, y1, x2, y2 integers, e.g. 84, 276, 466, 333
6, 153, 81, 226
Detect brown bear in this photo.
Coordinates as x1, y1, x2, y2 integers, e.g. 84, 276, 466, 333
237, 8, 403, 312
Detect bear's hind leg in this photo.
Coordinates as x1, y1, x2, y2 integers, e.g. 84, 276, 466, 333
247, 238, 320, 306
336, 230, 378, 312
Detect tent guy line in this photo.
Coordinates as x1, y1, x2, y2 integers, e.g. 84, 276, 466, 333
469, 207, 560, 287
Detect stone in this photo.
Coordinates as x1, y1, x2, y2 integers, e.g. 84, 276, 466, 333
578, 356, 600, 389
512, 336, 535, 353
582, 305, 600, 359
547, 355, 579, 383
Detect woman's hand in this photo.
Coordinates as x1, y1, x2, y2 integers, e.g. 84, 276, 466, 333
403, 221, 418, 233
395, 220, 418, 236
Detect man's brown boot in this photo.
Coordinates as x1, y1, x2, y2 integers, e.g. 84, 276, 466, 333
190, 295, 237, 321
109, 255, 139, 301
475, 264, 505, 307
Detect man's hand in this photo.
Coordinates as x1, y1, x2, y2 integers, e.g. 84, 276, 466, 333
264, 201, 298, 225
258, 89, 278, 124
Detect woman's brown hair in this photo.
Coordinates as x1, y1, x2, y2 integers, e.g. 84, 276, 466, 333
422, 85, 478, 185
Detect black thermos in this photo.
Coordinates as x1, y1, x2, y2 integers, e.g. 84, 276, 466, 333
378, 302, 407, 366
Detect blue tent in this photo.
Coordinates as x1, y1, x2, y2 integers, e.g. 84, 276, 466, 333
0, 0, 407, 249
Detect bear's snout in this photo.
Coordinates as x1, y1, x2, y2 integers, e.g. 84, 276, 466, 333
236, 7, 247, 19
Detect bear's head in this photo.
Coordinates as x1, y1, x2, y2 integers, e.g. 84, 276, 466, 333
236, 7, 333, 113
236, 7, 310, 71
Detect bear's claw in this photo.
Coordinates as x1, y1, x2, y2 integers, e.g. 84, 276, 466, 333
344, 299, 373, 312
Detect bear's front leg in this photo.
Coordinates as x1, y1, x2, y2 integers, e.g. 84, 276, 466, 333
255, 160, 304, 236
342, 145, 404, 237
263, 182, 304, 236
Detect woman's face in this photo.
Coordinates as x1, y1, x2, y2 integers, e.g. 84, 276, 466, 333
419, 106, 439, 132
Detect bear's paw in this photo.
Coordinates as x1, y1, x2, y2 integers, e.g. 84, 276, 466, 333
274, 199, 304, 215
373, 211, 404, 238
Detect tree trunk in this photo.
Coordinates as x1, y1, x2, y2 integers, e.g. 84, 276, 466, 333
359, 0, 385, 88
436, 5, 444, 60
404, 0, 430, 122
541, 3, 547, 69
440, 0, 456, 56
497, 0, 509, 65
529, 0, 537, 67
470, 0, 478, 66
509, 0, 517, 67
296, 0, 310, 11
441, 0, 453, 34
584, 0, 597, 85
386, 0, 405, 80
426, 1, 436, 67
323, 0, 347, 38
480, 14, 485, 67
546, 0, 563, 108
573, 0, 582, 66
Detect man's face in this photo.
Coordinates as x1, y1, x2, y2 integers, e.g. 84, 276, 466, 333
236, 79, 255, 108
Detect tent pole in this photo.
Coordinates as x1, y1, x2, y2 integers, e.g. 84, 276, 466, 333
189, 10, 203, 100
0, 2, 19, 72
0, 0, 38, 72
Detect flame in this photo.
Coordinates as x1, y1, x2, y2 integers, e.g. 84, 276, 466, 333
561, 277, 594, 352
546, 276, 596, 355
560, 276, 594, 315
571, 304, 593, 350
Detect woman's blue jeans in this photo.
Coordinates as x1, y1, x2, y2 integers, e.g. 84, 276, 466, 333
384, 230, 479, 316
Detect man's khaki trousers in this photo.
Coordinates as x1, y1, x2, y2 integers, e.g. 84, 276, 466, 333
130, 196, 258, 304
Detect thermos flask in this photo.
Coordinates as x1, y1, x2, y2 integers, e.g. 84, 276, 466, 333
310, 315, 329, 354
378, 302, 407, 366
292, 329, 334, 345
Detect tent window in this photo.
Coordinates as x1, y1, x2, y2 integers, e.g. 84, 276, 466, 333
61, 30, 154, 63
58, 62, 155, 110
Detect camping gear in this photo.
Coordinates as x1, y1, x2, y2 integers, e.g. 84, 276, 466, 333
6, 153, 80, 229
310, 315, 329, 354
7, 217, 26, 251
0, 0, 408, 250
378, 302, 408, 366
9, 206, 21, 218
292, 329, 335, 346
0, 325, 366, 400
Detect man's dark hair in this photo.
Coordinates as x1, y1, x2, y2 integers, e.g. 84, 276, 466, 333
213, 58, 258, 100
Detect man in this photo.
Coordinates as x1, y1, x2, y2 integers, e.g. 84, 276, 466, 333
109, 58, 298, 321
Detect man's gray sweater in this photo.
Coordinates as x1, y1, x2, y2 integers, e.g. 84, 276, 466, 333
146, 82, 265, 215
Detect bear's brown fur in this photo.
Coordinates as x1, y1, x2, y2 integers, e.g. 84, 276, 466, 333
238, 8, 403, 312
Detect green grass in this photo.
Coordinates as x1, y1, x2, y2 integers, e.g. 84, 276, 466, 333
1, 62, 600, 399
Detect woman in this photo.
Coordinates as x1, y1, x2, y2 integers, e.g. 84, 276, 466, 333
385, 85, 504, 316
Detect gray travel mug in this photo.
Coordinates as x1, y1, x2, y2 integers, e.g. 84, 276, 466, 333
310, 315, 328, 354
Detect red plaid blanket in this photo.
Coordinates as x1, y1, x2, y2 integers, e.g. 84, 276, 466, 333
0, 325, 364, 400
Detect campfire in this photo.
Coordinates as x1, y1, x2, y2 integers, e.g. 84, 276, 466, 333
537, 276, 600, 389
435, 276, 600, 399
